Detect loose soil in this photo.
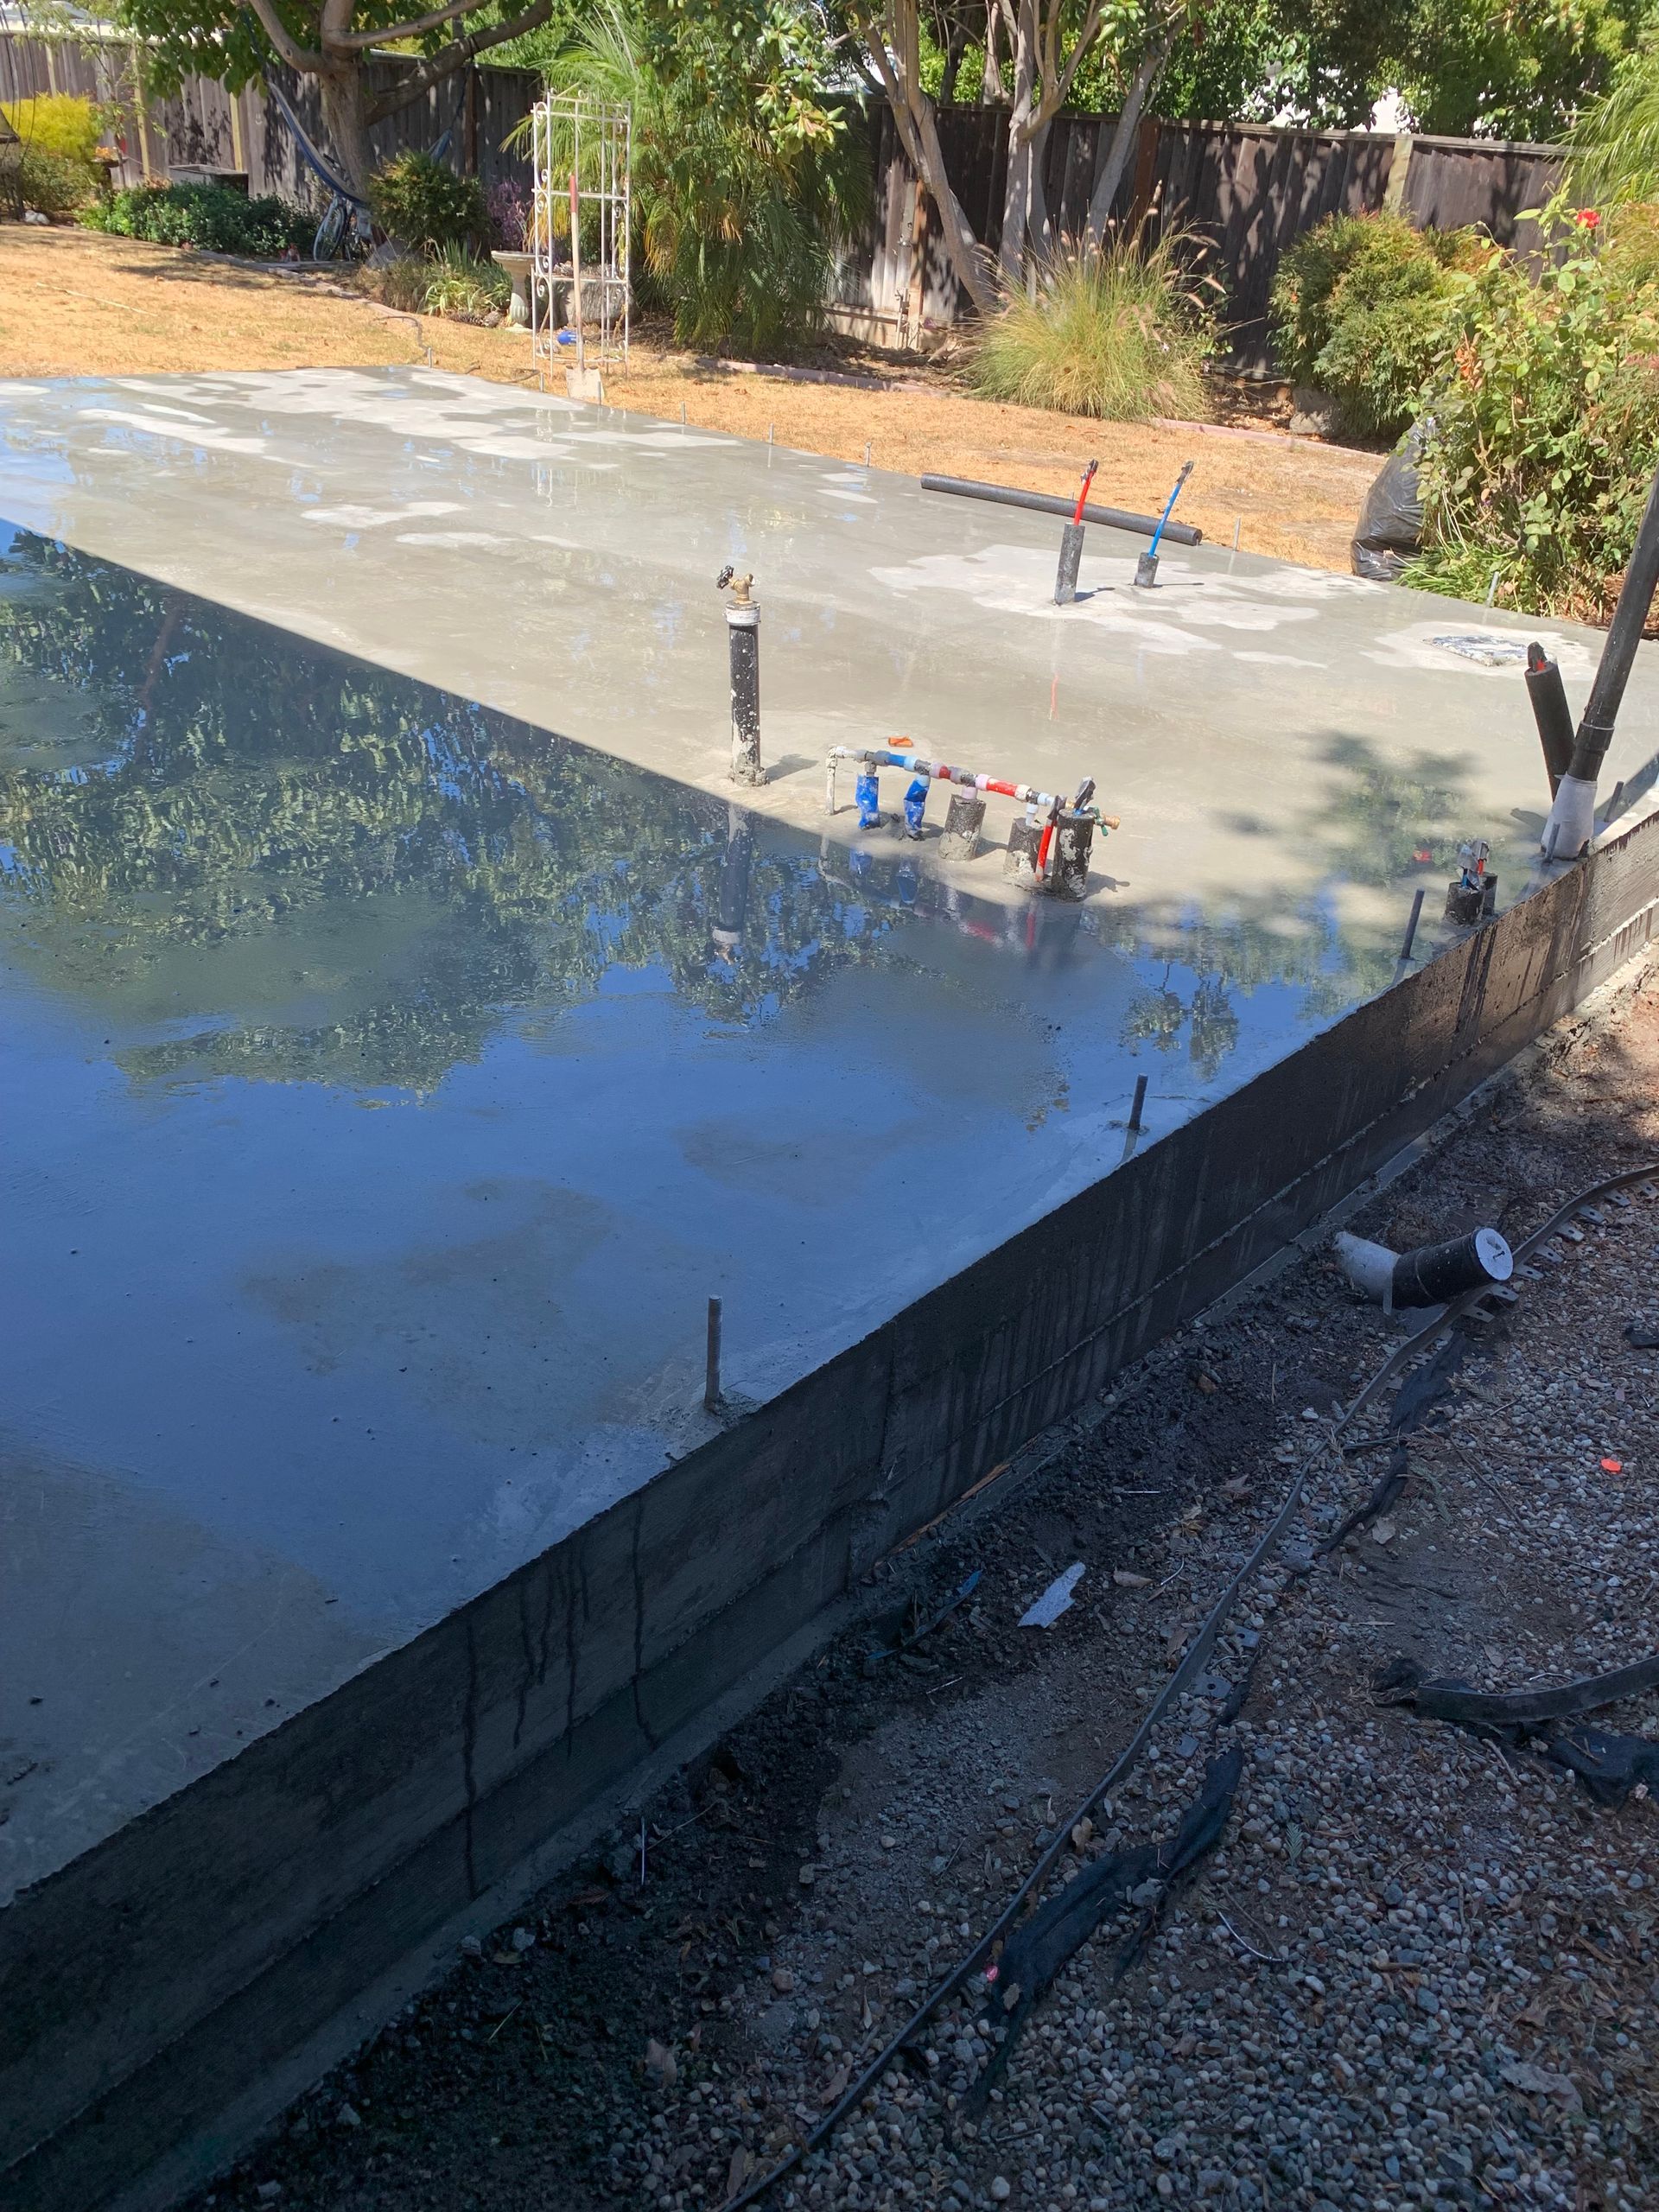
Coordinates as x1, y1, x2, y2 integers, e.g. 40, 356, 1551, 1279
180, 958, 1659, 2212
0, 224, 1379, 573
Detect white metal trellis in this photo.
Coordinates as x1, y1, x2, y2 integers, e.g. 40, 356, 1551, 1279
531, 92, 631, 398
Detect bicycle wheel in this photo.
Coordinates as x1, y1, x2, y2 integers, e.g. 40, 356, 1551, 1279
313, 194, 347, 263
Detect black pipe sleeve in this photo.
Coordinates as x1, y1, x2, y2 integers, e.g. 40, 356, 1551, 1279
922, 474, 1204, 547
1524, 643, 1575, 798
1569, 455, 1659, 780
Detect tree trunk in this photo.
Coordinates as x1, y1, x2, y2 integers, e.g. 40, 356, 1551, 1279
316, 58, 373, 197
981, 1, 1004, 100
861, 15, 997, 318
1083, 29, 1173, 251
938, 18, 969, 104
998, 0, 1039, 282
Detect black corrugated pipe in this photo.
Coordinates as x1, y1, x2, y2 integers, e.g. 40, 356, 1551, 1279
1524, 642, 1575, 799
922, 473, 1204, 547
1541, 456, 1659, 858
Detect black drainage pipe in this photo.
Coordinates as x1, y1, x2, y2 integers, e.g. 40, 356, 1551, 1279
1525, 643, 1575, 800
1541, 454, 1659, 857
922, 474, 1204, 547
1391, 1227, 1513, 1310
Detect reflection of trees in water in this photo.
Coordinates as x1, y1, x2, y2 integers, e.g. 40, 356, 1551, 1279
1115, 910, 1397, 1084
1314, 737, 1465, 889
0, 535, 1437, 1102
0, 535, 919, 1090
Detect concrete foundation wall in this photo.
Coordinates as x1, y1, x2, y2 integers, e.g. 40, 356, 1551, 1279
4, 815, 1656, 2212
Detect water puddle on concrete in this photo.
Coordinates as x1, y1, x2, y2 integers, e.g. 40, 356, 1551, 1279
0, 521, 1460, 1635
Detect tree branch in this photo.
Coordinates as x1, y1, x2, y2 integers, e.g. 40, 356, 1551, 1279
1084, 11, 1179, 247
365, 0, 554, 122
855, 3, 998, 315
1049, 0, 1104, 116
328, 0, 478, 52
245, 0, 324, 75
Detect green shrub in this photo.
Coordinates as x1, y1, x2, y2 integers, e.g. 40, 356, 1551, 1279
512, 1, 868, 358
967, 232, 1220, 423
1, 93, 103, 167
367, 151, 485, 257
1271, 212, 1491, 441
18, 145, 95, 216
422, 246, 511, 320
80, 181, 311, 257
354, 254, 432, 314
1404, 196, 1659, 624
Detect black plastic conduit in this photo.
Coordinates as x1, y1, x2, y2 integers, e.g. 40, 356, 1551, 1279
1570, 458, 1659, 787
922, 473, 1205, 547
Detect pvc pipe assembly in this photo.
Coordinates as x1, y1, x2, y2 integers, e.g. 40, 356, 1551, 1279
1541, 453, 1659, 859
1525, 642, 1575, 799
921, 474, 1204, 548
825, 749, 1118, 901
1334, 1226, 1513, 1313
1053, 460, 1097, 607
825, 747, 1116, 821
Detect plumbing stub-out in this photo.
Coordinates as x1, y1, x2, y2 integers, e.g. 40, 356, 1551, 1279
1444, 838, 1496, 926
1334, 1226, 1514, 1314
825, 747, 1118, 900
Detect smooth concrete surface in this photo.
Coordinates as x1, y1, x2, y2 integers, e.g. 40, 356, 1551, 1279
3, 367, 1658, 948
4, 372, 1659, 2212
0, 520, 1427, 1911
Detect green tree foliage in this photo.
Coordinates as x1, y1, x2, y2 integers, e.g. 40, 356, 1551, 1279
1271, 211, 1489, 439
1571, 29, 1659, 203
1406, 195, 1659, 623
112, 2, 561, 194
516, 1, 868, 354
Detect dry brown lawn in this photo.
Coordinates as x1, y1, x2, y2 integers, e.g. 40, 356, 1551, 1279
0, 222, 1379, 571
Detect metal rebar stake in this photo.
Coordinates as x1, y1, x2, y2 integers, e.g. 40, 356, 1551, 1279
704, 1296, 723, 1412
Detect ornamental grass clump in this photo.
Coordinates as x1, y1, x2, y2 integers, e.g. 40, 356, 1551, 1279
969, 232, 1219, 423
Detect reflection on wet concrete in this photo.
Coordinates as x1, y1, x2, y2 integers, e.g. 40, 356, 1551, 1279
0, 524, 1500, 1677
0, 520, 1606, 1895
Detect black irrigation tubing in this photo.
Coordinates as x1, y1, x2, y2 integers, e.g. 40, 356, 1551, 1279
728, 1451, 1323, 2210
727, 1154, 1659, 2211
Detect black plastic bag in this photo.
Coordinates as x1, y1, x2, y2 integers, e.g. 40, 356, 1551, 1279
1351, 422, 1427, 582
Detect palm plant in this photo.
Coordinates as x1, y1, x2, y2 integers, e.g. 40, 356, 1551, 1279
1569, 36, 1659, 207
509, 2, 868, 356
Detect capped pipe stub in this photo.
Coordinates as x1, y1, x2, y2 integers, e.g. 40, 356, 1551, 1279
1390, 1226, 1512, 1311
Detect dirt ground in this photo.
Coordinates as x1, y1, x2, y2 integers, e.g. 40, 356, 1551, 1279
176, 954, 1659, 2212
0, 223, 1380, 572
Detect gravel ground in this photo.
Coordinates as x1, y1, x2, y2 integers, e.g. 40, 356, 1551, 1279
194, 957, 1659, 2212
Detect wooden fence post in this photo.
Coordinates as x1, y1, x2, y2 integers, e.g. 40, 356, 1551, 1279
1382, 130, 1414, 217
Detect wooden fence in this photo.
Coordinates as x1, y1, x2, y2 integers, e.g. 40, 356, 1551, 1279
0, 28, 537, 203
830, 108, 1565, 369
2, 29, 1564, 371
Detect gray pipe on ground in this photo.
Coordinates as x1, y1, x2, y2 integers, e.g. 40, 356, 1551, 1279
921, 474, 1205, 547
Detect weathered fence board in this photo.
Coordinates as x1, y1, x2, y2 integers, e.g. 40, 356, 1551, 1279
0, 30, 538, 204
830, 105, 1561, 369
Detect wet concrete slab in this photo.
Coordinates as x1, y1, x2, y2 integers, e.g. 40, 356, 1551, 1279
3, 371, 1659, 2211
0, 518, 1371, 1910
3, 367, 1657, 947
